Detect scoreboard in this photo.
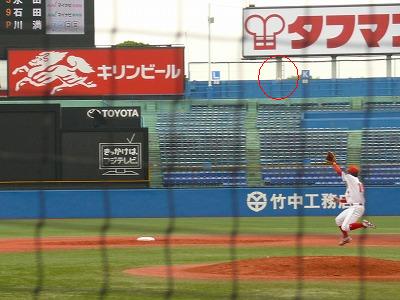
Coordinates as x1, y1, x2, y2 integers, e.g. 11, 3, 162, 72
0, 0, 94, 58
0, 0, 45, 33
0, 104, 149, 186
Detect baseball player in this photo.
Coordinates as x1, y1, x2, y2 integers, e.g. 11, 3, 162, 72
330, 161, 376, 245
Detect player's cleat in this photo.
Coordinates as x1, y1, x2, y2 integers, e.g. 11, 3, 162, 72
339, 236, 352, 246
362, 219, 376, 229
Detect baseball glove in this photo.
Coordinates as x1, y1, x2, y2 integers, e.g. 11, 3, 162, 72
325, 151, 337, 165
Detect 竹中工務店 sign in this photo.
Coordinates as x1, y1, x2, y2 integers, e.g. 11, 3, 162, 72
8, 47, 185, 96
243, 4, 400, 57
0, 0, 45, 33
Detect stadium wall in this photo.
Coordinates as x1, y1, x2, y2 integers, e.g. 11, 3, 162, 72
302, 111, 400, 129
186, 78, 400, 99
0, 187, 398, 219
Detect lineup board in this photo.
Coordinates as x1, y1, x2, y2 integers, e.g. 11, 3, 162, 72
0, 0, 45, 34
0, 0, 94, 58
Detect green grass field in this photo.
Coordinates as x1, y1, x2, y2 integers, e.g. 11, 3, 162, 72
0, 216, 399, 300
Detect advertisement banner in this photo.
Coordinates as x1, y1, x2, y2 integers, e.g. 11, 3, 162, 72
61, 128, 149, 181
243, 4, 400, 57
8, 47, 184, 97
61, 107, 142, 129
1, 187, 399, 219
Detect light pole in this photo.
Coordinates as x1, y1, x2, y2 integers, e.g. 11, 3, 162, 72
208, 2, 214, 88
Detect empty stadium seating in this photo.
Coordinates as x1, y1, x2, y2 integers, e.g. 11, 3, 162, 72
163, 170, 247, 186
156, 101, 400, 187
361, 129, 400, 185
262, 166, 342, 185
258, 128, 348, 186
364, 102, 400, 110
257, 105, 302, 129
156, 105, 247, 187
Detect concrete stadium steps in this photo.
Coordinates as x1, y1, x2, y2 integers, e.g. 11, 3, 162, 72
245, 102, 263, 186
347, 131, 362, 166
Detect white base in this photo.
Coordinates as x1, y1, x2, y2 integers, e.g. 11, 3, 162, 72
136, 236, 156, 241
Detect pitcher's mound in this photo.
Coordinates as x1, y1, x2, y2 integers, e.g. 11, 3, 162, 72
125, 256, 400, 281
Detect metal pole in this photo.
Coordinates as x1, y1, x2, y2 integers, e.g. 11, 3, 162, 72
331, 56, 337, 79
276, 57, 282, 80
386, 55, 392, 77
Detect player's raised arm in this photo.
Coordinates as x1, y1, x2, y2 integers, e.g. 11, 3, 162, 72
332, 162, 342, 176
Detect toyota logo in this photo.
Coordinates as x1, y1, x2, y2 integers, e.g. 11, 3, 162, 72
87, 109, 102, 119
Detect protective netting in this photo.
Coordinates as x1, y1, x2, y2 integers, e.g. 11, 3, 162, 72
1, 1, 400, 300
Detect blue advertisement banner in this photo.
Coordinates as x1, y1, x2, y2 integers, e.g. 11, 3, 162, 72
0, 187, 398, 219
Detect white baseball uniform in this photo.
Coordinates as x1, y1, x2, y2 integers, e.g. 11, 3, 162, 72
335, 171, 365, 231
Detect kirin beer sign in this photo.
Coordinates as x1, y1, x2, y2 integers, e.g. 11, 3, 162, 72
8, 48, 184, 97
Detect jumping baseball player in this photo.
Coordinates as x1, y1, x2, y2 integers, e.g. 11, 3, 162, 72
326, 152, 376, 246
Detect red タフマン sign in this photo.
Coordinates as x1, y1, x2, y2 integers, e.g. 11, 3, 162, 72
8, 47, 184, 97
243, 4, 400, 57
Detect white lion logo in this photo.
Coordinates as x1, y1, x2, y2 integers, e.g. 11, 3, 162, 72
12, 51, 97, 95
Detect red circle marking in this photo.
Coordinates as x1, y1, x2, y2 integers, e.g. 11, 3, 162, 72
257, 55, 299, 101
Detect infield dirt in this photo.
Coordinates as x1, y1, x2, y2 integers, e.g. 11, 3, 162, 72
0, 234, 399, 253
2, 234, 400, 281
125, 256, 400, 281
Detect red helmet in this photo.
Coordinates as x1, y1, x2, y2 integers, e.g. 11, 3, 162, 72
347, 165, 360, 176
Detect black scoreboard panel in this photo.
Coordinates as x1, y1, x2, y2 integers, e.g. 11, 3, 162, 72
61, 129, 149, 182
0, 104, 149, 186
0, 105, 59, 181
0, 0, 94, 58
0, 0, 45, 34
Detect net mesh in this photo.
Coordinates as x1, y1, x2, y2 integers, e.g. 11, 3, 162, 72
0, 1, 398, 299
